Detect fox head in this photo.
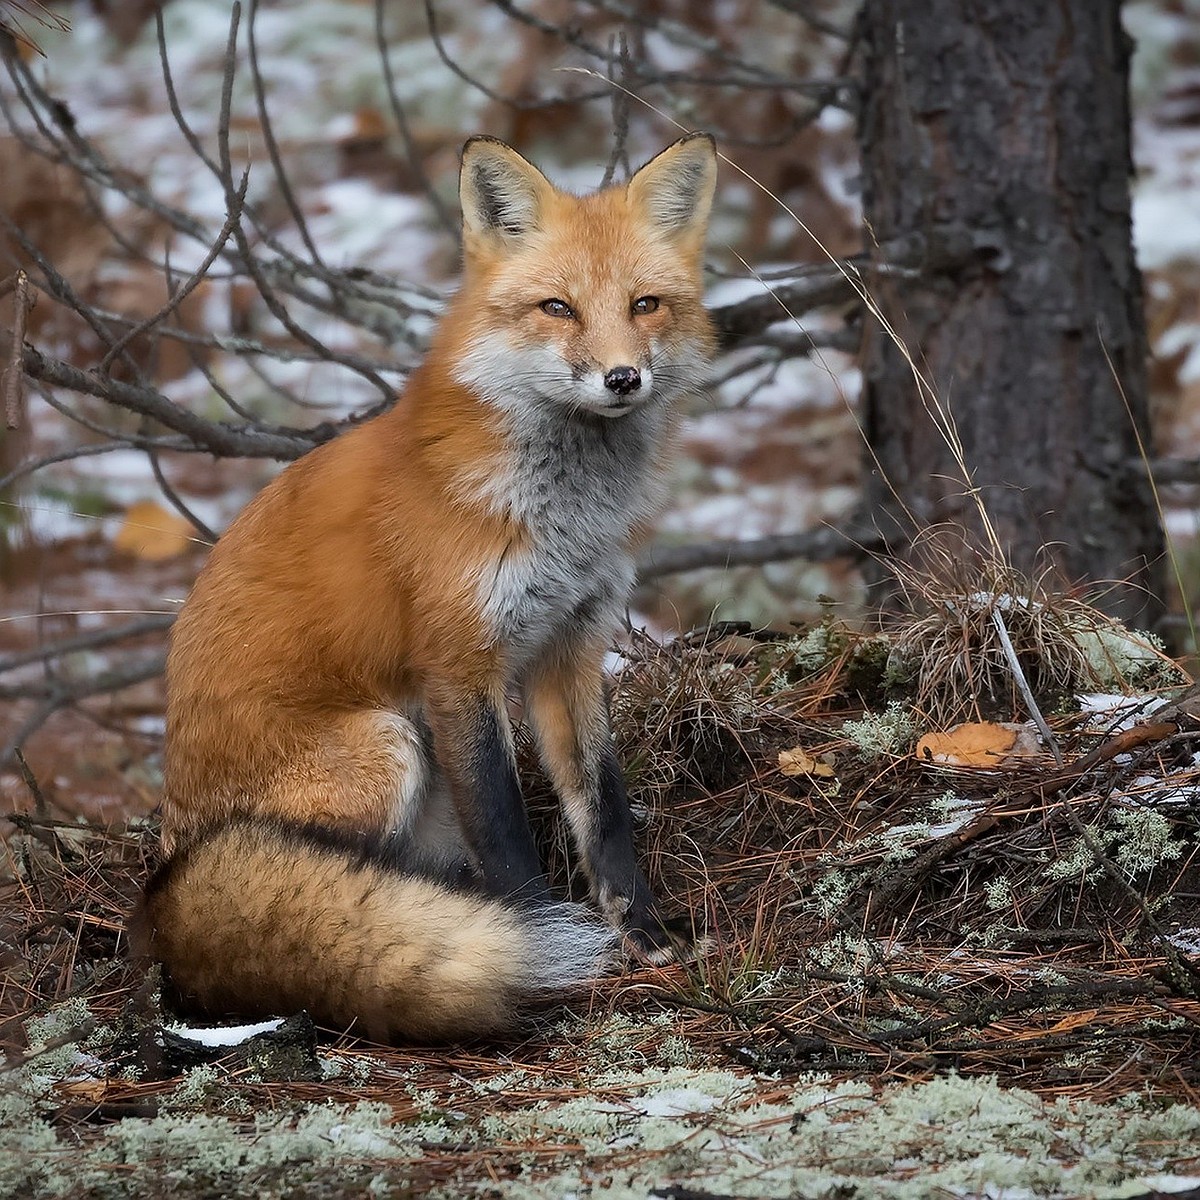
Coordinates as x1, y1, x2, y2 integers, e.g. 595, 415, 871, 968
450, 134, 718, 419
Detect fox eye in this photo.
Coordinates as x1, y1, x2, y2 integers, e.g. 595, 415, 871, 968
539, 298, 576, 319
631, 295, 660, 315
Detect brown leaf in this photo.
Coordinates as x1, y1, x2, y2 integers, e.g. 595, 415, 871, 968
915, 721, 1039, 768
113, 500, 193, 561
779, 746, 836, 778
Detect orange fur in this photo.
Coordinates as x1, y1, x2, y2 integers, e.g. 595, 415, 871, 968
139, 135, 718, 1039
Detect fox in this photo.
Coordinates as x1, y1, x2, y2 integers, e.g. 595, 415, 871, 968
132, 132, 719, 1043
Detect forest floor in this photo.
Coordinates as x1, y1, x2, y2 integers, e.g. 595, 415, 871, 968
4, 621, 1200, 1199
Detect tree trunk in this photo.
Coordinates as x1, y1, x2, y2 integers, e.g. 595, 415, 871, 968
858, 0, 1164, 627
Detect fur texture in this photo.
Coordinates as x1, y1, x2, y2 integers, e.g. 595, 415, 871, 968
139, 134, 718, 1039
135, 820, 615, 1042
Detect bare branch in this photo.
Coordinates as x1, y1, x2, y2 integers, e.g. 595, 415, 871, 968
0, 439, 146, 493
637, 524, 881, 581
1146, 459, 1200, 485
3, 266, 29, 427
246, 0, 323, 268
0, 616, 175, 676
424, 0, 609, 108
146, 446, 218, 545
19, 343, 315, 459
600, 32, 632, 188
97, 169, 250, 375
374, 0, 460, 243
1, 655, 166, 767
764, 0, 855, 39
711, 269, 864, 350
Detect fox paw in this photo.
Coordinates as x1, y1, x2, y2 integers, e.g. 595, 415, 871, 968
623, 911, 700, 966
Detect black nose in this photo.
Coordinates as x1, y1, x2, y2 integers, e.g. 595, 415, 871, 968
603, 366, 642, 396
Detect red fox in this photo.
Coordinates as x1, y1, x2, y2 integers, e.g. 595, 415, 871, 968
133, 133, 719, 1042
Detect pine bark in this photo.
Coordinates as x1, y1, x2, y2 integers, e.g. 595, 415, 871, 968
858, 0, 1164, 625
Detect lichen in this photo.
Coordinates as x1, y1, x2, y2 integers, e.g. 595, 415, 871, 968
842, 702, 922, 759
1044, 805, 1185, 885
1065, 621, 1184, 691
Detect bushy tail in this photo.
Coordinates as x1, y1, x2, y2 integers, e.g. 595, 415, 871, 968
132, 818, 616, 1042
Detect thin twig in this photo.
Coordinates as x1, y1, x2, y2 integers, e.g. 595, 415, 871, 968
991, 607, 1061, 767
246, 0, 323, 268
97, 168, 249, 375
13, 746, 47, 814
600, 32, 632, 188
145, 445, 218, 545
0, 615, 176, 676
374, 0, 459, 242
3, 267, 29, 427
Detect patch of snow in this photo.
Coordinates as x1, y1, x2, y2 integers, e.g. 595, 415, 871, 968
1166, 929, 1200, 955
629, 1088, 724, 1119
1076, 692, 1167, 733
1135, 1177, 1200, 1195
167, 1017, 285, 1047
1134, 183, 1200, 271
603, 650, 631, 675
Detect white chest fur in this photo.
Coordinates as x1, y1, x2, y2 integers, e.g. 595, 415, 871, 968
472, 404, 669, 668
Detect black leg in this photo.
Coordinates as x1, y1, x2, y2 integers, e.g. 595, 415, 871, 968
430, 692, 548, 904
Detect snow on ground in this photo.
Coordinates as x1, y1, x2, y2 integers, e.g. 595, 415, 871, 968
166, 1018, 286, 1047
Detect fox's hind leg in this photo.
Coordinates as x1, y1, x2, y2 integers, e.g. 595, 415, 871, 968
258, 709, 431, 838
255, 708, 471, 876
161, 706, 434, 852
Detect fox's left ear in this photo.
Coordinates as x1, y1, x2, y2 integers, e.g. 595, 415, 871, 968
627, 133, 717, 240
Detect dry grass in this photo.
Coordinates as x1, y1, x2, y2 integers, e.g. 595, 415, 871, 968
881, 528, 1183, 726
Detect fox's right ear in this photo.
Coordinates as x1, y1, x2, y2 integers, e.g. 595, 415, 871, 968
460, 137, 554, 243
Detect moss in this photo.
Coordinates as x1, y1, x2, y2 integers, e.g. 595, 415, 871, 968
847, 632, 896, 700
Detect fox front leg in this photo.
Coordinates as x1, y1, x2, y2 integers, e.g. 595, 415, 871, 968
525, 644, 684, 962
427, 686, 549, 904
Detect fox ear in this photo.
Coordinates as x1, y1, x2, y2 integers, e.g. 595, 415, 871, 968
627, 133, 717, 239
460, 137, 554, 242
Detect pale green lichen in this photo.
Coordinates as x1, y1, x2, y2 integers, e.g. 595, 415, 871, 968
1110, 808, 1185, 878
810, 867, 856, 918
23, 997, 93, 1048
318, 1052, 382, 1086
18, 998, 106, 1102
779, 623, 842, 678
842, 702, 922, 759
807, 933, 878, 977
1044, 805, 1185, 885
481, 1071, 1200, 1200
3, 1061, 1200, 1199
1066, 620, 1183, 691
164, 1064, 227, 1113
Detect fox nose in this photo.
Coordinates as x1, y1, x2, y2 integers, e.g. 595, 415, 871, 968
603, 366, 642, 396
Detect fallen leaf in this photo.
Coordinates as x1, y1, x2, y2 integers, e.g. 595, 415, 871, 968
779, 746, 836, 778
915, 721, 1039, 768
113, 500, 193, 561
